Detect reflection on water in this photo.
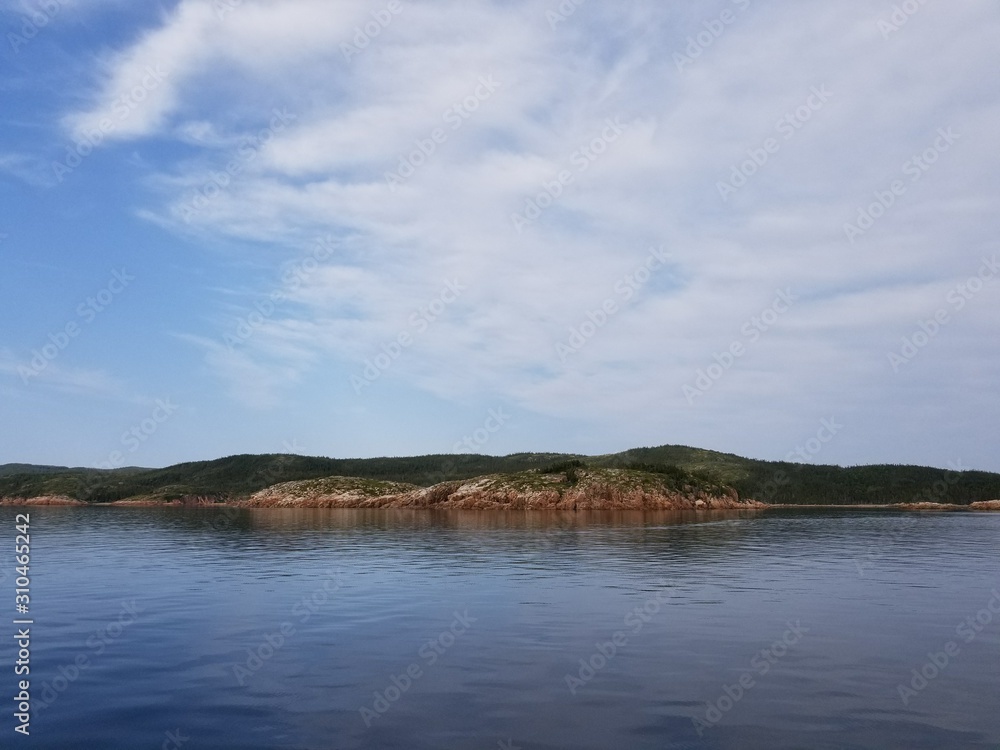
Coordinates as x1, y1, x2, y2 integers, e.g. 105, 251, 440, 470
4, 507, 999, 749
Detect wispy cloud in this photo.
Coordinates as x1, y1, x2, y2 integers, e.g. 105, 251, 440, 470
51, 0, 1000, 463
0, 152, 57, 187
173, 332, 314, 408
0, 348, 135, 401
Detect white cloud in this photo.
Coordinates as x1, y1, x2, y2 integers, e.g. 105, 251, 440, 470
58, 0, 1000, 463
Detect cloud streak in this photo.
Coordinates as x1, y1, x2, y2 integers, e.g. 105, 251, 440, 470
51, 0, 1000, 467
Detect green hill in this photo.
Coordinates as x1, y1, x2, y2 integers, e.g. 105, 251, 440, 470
0, 463, 82, 477
0, 446, 997, 506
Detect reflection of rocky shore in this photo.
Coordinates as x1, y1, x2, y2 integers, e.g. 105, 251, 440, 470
0, 495, 216, 507
897, 500, 1000, 512
972, 500, 1000, 510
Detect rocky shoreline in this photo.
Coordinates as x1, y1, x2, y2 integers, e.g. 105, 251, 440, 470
2, 470, 998, 512
3, 493, 999, 511
237, 475, 765, 511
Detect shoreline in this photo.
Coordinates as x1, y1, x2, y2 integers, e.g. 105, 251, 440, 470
2, 497, 998, 512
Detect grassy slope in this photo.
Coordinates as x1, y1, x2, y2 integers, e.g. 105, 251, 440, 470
1, 445, 998, 505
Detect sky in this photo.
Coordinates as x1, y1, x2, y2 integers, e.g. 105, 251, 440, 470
1, 0, 998, 472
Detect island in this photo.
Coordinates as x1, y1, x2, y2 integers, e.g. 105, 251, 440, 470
2, 445, 999, 511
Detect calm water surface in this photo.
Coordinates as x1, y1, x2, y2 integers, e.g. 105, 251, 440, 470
2, 507, 999, 749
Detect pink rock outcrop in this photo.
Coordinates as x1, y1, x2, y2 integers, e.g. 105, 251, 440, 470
238, 473, 766, 511
0, 495, 85, 506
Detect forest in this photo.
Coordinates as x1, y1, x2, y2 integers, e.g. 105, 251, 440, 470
2, 444, 998, 506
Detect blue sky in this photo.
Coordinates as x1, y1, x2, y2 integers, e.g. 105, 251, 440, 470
1, 0, 998, 471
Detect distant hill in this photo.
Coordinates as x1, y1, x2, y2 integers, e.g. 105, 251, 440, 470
0, 446, 998, 506
0, 464, 78, 477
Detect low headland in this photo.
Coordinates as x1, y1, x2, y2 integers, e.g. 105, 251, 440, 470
2, 445, 999, 511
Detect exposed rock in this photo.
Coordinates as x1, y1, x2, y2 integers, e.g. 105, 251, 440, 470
970, 500, 1000, 511
896, 501, 1000, 512
243, 476, 421, 508
238, 469, 767, 511
0, 495, 86, 506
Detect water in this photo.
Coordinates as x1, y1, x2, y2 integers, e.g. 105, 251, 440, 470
2, 507, 999, 749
